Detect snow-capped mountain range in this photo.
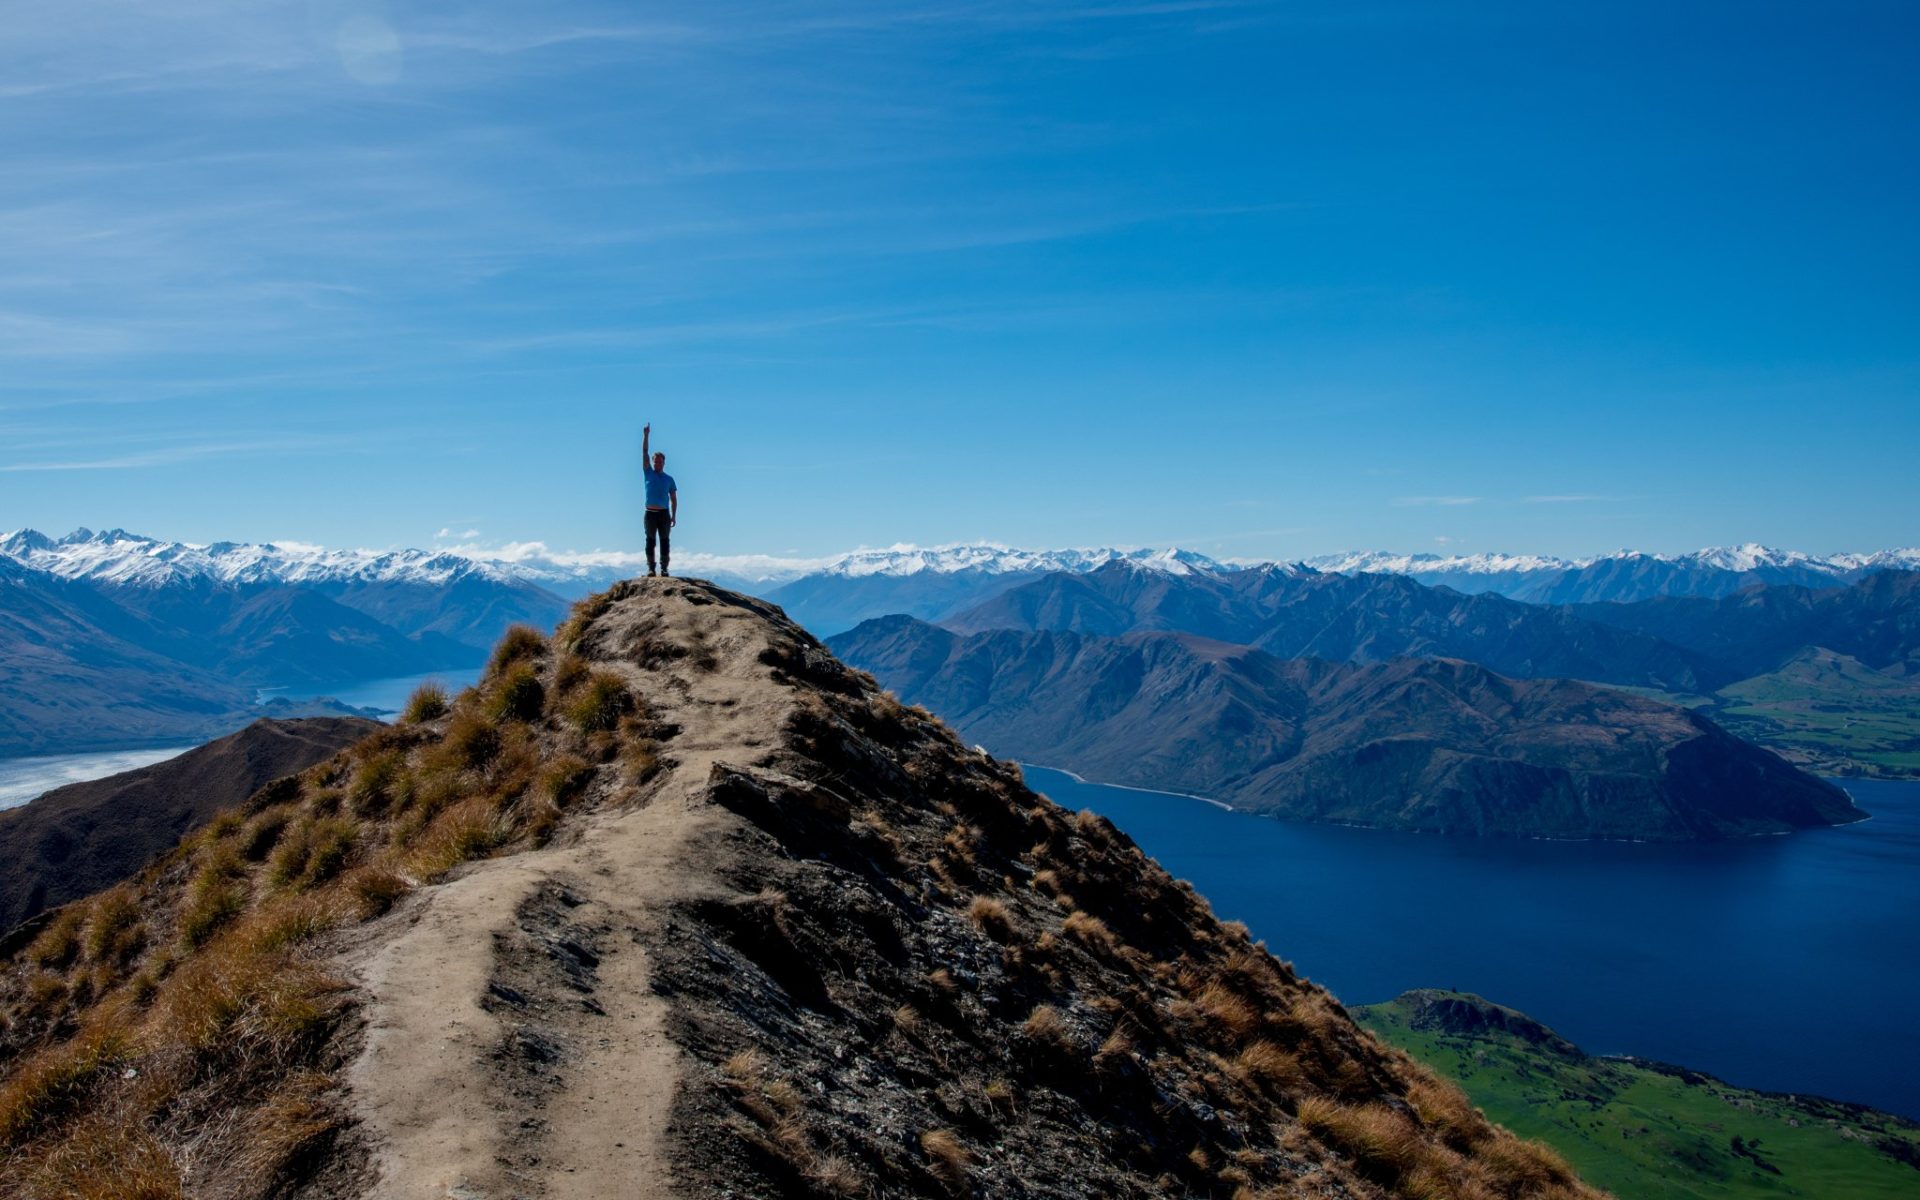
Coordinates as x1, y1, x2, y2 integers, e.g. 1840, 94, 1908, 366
0, 530, 1232, 597
6, 528, 1917, 611
1302, 544, 1920, 578
0, 527, 524, 590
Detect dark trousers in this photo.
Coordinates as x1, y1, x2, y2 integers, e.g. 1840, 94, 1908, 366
645, 508, 671, 572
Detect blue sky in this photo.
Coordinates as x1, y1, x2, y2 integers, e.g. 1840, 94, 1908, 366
3, 0, 1916, 562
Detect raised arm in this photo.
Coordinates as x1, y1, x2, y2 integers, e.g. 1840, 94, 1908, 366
642, 422, 651, 467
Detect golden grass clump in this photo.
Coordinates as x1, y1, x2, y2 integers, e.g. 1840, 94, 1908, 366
1021, 1003, 1076, 1055
1073, 807, 1114, 845
1095, 1026, 1135, 1067
343, 866, 413, 919
1405, 1073, 1486, 1151
1062, 910, 1118, 955
488, 662, 546, 724
160, 951, 339, 1072
82, 888, 145, 965
892, 1004, 923, 1038
539, 755, 596, 807
982, 1077, 1017, 1116
236, 894, 348, 958
0, 1023, 132, 1150
405, 796, 509, 880
1193, 980, 1263, 1042
966, 895, 1018, 942
26, 906, 87, 970
567, 670, 634, 734
221, 1070, 341, 1193
348, 750, 406, 817
619, 723, 663, 785
6, 1114, 184, 1200
1294, 1096, 1425, 1187
179, 870, 248, 950
553, 652, 590, 694
239, 804, 296, 862
807, 1154, 866, 1197
1474, 1131, 1578, 1193
1233, 1040, 1305, 1094
489, 624, 549, 674
919, 1128, 970, 1191
438, 711, 502, 770
401, 681, 449, 724
556, 591, 615, 651
267, 816, 358, 892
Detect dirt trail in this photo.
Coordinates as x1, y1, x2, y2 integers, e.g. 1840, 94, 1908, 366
335, 579, 797, 1199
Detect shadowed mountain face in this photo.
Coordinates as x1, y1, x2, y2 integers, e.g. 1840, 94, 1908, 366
0, 580, 1605, 1200
1573, 569, 1920, 678
948, 563, 1733, 692
0, 717, 381, 934
761, 568, 1054, 635
0, 557, 256, 755
830, 616, 1863, 840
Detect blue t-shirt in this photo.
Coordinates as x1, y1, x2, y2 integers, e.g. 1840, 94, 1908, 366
644, 466, 677, 508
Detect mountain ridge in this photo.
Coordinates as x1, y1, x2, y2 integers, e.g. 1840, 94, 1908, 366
946, 562, 1732, 693
829, 615, 1861, 840
0, 578, 1605, 1200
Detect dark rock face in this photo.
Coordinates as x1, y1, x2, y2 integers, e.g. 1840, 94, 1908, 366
830, 617, 1865, 840
948, 563, 1732, 692
0, 716, 381, 933
639, 588, 1603, 1200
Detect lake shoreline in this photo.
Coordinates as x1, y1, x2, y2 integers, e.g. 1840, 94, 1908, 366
1021, 764, 1920, 1122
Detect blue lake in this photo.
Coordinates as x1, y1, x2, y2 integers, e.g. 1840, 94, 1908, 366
259, 664, 485, 717
1022, 766, 1920, 1121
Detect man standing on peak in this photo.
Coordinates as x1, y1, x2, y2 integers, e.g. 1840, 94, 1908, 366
642, 423, 678, 577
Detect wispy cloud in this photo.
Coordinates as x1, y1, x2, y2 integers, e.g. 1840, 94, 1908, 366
0, 432, 375, 472
1393, 496, 1480, 507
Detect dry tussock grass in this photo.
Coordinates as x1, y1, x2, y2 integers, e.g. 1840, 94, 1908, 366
1061, 910, 1118, 954
401, 681, 449, 724
966, 895, 1017, 942
1021, 1004, 1076, 1056
0, 604, 656, 1194
919, 1127, 969, 1191
489, 624, 550, 673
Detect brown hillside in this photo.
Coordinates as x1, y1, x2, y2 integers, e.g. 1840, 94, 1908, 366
0, 579, 1608, 1200
0, 717, 383, 936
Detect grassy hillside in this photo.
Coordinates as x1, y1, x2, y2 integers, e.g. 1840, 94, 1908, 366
1595, 649, 1920, 778
1354, 991, 1920, 1200
1712, 650, 1920, 777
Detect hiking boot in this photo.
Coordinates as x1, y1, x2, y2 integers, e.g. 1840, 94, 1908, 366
646, 569, 657, 577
